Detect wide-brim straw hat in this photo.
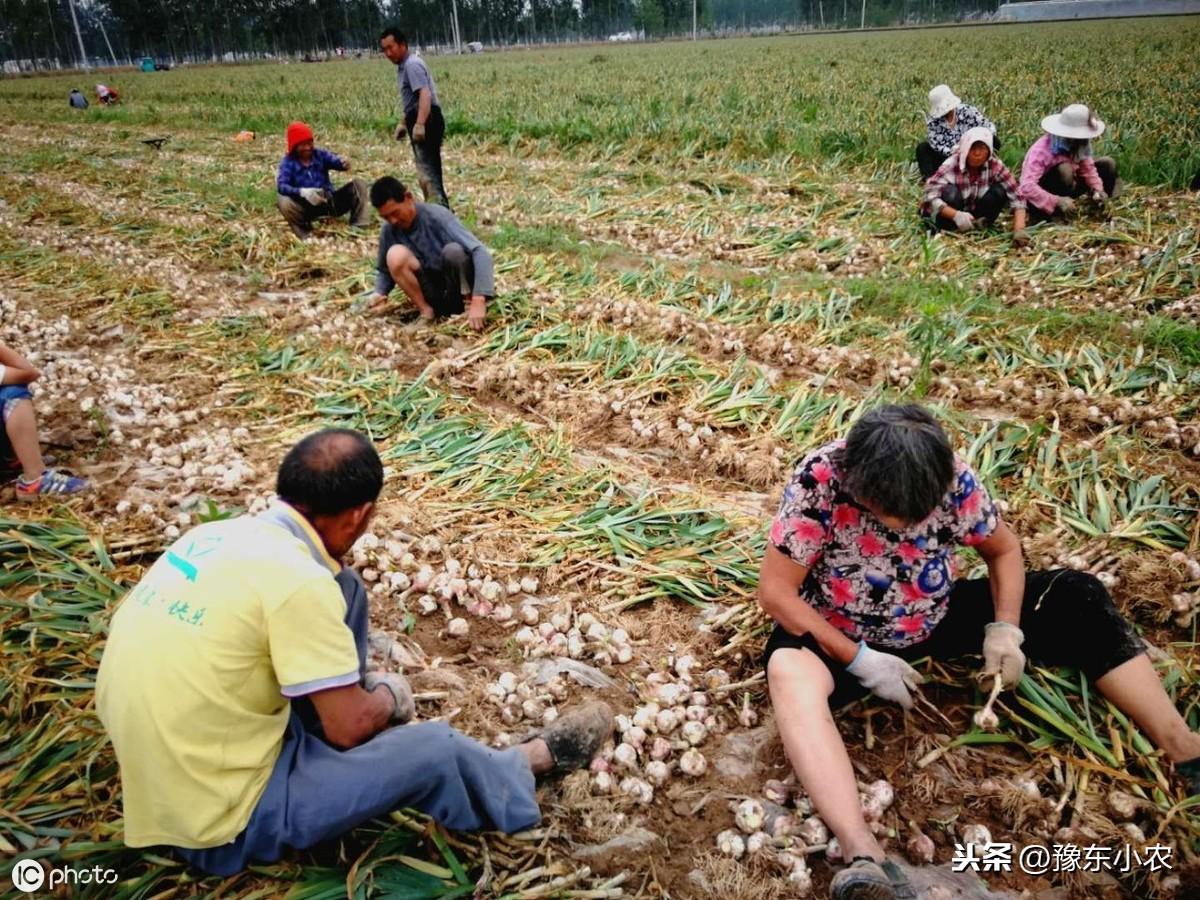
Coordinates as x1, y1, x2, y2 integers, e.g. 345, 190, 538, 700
927, 84, 961, 120
1041, 104, 1105, 139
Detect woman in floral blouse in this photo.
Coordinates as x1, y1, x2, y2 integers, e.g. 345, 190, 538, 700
758, 404, 1200, 900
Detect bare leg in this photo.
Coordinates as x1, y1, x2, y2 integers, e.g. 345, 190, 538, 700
5, 399, 47, 481
768, 648, 884, 861
1096, 654, 1200, 762
385, 245, 435, 320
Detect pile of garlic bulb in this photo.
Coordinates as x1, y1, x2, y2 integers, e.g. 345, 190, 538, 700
484, 665, 570, 730
589, 656, 732, 802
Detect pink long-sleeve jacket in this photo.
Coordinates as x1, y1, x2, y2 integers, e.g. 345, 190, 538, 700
1017, 134, 1105, 214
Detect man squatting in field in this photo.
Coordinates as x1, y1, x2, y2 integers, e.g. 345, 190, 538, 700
380, 27, 451, 209
759, 404, 1200, 900
368, 176, 493, 331
96, 429, 614, 875
276, 121, 373, 240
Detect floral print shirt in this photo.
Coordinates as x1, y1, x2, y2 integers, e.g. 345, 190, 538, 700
769, 441, 999, 647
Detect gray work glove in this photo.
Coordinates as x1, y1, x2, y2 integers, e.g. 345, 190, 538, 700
1056, 195, 1076, 215
394, 122, 407, 141
411, 122, 426, 143
364, 671, 415, 723
981, 622, 1026, 690
952, 210, 976, 232
846, 643, 925, 709
299, 187, 327, 206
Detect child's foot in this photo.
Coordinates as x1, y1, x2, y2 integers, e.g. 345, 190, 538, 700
15, 469, 88, 501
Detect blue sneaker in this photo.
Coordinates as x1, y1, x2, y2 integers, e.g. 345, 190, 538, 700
15, 469, 88, 501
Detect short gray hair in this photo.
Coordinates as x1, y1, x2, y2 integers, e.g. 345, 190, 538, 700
836, 404, 954, 523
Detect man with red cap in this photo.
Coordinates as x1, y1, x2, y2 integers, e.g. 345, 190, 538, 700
276, 121, 371, 240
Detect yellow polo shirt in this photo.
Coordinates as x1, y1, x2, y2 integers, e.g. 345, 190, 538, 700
96, 506, 360, 849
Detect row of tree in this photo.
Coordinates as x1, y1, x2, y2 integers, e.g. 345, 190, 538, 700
0, 0, 1002, 67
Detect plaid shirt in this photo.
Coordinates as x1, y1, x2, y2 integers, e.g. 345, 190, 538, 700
276, 148, 346, 200
921, 155, 1024, 217
926, 104, 995, 156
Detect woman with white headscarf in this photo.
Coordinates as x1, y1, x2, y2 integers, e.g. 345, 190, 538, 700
920, 126, 1028, 246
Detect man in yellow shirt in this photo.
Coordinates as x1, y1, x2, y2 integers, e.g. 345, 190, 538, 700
97, 429, 613, 875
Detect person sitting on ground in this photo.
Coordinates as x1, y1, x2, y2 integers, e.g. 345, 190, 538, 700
367, 175, 494, 331
69, 88, 88, 109
758, 404, 1200, 900
276, 121, 372, 240
95, 83, 120, 105
921, 127, 1028, 246
96, 428, 614, 876
1018, 103, 1121, 223
1, 343, 88, 501
916, 84, 999, 180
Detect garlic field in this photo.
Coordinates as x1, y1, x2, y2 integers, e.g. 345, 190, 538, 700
2, 15, 1200, 899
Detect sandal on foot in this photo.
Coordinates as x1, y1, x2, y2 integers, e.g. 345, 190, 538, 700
522, 700, 613, 777
880, 859, 917, 900
830, 857, 896, 900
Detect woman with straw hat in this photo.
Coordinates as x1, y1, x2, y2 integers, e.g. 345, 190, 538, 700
915, 84, 999, 179
1018, 103, 1121, 222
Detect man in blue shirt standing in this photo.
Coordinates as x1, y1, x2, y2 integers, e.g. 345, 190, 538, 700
380, 27, 451, 210
276, 121, 372, 240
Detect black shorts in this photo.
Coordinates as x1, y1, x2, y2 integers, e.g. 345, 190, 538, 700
763, 570, 1144, 709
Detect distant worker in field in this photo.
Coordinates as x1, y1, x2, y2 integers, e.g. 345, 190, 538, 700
95, 83, 120, 105
96, 429, 614, 876
757, 403, 1200, 900
276, 121, 372, 240
1018, 104, 1121, 223
367, 176, 493, 331
380, 27, 451, 209
915, 84, 999, 180
920, 127, 1028, 246
68, 88, 88, 109
1, 343, 88, 500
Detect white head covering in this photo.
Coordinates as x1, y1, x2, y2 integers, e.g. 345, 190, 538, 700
1041, 104, 1105, 139
927, 84, 961, 120
957, 126, 994, 172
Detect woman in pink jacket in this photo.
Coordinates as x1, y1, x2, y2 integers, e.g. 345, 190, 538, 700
1018, 104, 1121, 223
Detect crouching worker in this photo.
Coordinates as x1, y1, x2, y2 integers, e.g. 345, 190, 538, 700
915, 84, 999, 180
921, 127, 1028, 245
96, 429, 614, 876
367, 175, 494, 331
277, 121, 372, 239
1, 343, 87, 500
758, 404, 1200, 900
1019, 104, 1121, 224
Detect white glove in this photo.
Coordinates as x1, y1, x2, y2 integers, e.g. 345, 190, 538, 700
1091, 190, 1107, 202
1056, 195, 1076, 214
364, 671, 415, 723
952, 211, 975, 232
299, 187, 327, 206
846, 643, 925, 709
981, 622, 1026, 690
